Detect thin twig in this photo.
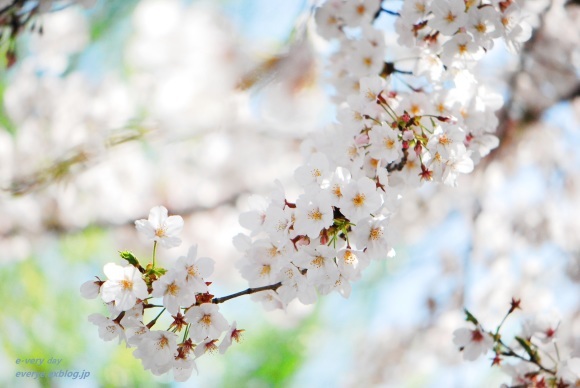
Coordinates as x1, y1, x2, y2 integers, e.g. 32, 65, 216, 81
212, 282, 282, 304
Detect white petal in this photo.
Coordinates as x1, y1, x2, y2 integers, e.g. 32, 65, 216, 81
80, 280, 100, 299
164, 215, 184, 236
148, 206, 168, 229
103, 263, 124, 280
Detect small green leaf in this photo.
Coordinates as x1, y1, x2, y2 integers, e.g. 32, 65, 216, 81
119, 251, 139, 267
515, 336, 539, 362
464, 308, 479, 325
153, 268, 167, 276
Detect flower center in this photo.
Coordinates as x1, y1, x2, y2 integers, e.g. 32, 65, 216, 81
353, 193, 366, 207
187, 265, 198, 278
332, 184, 343, 199
156, 335, 169, 350
471, 329, 484, 342
260, 265, 271, 276
445, 11, 456, 23
268, 246, 279, 257
167, 282, 179, 296
311, 256, 325, 268
369, 227, 383, 241
308, 209, 323, 221
343, 250, 356, 264
200, 314, 212, 327
120, 279, 133, 290
438, 134, 452, 145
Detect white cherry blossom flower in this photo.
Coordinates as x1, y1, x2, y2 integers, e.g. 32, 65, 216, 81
263, 205, 295, 244
522, 312, 561, 344
317, 273, 352, 298
239, 240, 287, 287
185, 303, 229, 342
349, 40, 386, 77
502, 361, 539, 386
452, 326, 494, 361
429, 0, 468, 35
314, 0, 343, 40
498, 3, 532, 54
340, 0, 381, 27
120, 303, 145, 327
296, 245, 340, 286
238, 195, 269, 236
340, 176, 382, 223
359, 76, 386, 110
152, 271, 196, 315
352, 217, 394, 260
441, 33, 484, 67
134, 330, 178, 375
336, 248, 370, 282
294, 152, 330, 189
442, 144, 474, 187
193, 338, 219, 357
466, 6, 502, 49
88, 313, 126, 344
328, 167, 351, 207
101, 263, 148, 311
400, 0, 431, 22
293, 191, 334, 239
171, 245, 214, 294
277, 265, 317, 305
219, 321, 244, 354
368, 125, 403, 163
172, 356, 198, 382
125, 322, 150, 347
135, 206, 184, 248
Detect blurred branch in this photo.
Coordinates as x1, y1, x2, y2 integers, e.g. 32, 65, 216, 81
3, 125, 150, 196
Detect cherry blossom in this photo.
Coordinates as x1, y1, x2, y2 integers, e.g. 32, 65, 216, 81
184, 303, 229, 342
100, 263, 148, 311
135, 206, 184, 249
452, 326, 494, 361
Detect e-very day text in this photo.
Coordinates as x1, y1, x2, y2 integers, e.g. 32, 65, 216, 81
15, 357, 90, 380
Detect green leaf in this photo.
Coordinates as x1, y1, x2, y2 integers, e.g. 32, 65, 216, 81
153, 268, 167, 276
464, 308, 479, 325
515, 336, 539, 362
119, 251, 139, 267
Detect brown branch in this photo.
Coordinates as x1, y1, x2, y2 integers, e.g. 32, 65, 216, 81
386, 148, 408, 172
498, 339, 556, 376
212, 282, 282, 304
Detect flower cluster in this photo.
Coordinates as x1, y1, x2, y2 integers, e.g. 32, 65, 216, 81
454, 299, 580, 387
82, 206, 243, 381
396, 0, 532, 56
234, 0, 530, 313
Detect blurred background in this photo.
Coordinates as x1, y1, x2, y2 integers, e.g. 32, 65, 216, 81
0, 0, 579, 387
